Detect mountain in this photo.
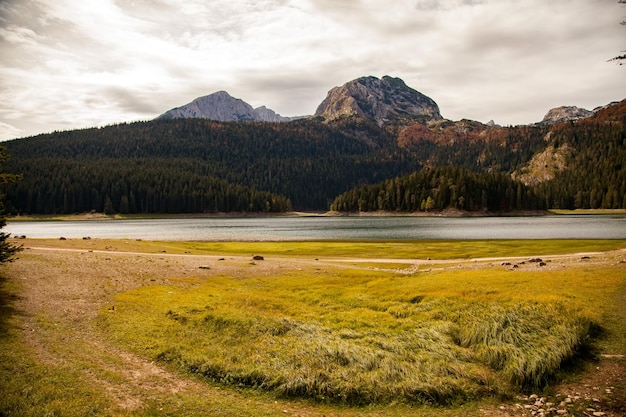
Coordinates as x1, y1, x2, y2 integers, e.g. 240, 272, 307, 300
314, 76, 442, 126
158, 91, 299, 122
540, 105, 594, 125
3, 75, 624, 214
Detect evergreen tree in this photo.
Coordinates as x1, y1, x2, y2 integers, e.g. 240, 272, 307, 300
0, 146, 22, 263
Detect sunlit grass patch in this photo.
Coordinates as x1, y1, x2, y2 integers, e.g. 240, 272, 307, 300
102, 259, 622, 406
175, 239, 626, 259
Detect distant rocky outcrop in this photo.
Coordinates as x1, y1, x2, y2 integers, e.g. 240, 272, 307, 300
540, 106, 593, 125
314, 76, 443, 126
158, 91, 301, 122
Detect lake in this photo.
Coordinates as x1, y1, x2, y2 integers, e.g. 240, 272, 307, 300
5, 215, 626, 241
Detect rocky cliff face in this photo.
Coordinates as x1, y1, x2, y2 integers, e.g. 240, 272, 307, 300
158, 91, 295, 122
540, 106, 593, 125
314, 76, 443, 126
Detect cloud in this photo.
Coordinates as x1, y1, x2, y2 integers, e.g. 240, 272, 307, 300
0, 121, 22, 141
0, 0, 624, 139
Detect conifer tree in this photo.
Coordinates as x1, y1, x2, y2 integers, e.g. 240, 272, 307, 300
0, 146, 22, 263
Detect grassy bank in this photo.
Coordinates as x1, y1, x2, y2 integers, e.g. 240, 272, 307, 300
1, 239, 624, 415
103, 261, 619, 406
19, 237, 626, 259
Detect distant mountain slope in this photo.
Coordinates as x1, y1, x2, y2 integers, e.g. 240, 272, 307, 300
314, 75, 442, 126
158, 91, 301, 122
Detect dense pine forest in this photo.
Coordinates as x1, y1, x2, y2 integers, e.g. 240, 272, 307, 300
330, 167, 542, 213
2, 99, 625, 214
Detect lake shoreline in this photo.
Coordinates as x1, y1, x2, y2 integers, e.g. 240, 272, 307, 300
10, 208, 626, 222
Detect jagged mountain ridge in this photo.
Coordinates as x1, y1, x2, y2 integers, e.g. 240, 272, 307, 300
540, 106, 594, 125
156, 76, 607, 128
158, 91, 302, 122
314, 76, 442, 126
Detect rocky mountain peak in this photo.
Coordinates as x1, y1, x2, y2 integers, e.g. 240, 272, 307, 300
540, 106, 593, 125
158, 91, 295, 122
314, 75, 443, 126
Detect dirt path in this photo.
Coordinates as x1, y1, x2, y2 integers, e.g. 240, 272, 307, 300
3, 240, 625, 416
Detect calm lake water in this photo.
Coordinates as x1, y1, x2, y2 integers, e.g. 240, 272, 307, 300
5, 215, 626, 241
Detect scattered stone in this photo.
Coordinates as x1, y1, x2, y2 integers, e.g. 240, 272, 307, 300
253, 255, 264, 261
59, 236, 67, 240
502, 262, 511, 266
529, 258, 543, 263
83, 236, 91, 240
218, 257, 225, 261
199, 266, 210, 270
538, 261, 547, 267
581, 256, 591, 260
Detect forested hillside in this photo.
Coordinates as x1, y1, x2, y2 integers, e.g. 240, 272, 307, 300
2, 99, 624, 214
3, 118, 415, 213
330, 166, 541, 213
333, 100, 626, 213
533, 100, 626, 209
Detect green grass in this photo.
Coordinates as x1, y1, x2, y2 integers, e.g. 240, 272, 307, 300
102, 258, 624, 406
22, 237, 626, 260
0, 276, 110, 416
134, 239, 626, 259
549, 208, 626, 215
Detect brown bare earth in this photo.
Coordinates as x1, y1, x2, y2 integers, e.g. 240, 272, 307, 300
2, 238, 624, 416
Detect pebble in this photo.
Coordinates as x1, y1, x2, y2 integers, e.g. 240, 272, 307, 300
517, 391, 611, 417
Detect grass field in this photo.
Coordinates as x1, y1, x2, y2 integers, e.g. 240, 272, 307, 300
1, 238, 625, 416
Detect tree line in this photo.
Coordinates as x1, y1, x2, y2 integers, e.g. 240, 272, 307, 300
330, 166, 543, 212
5, 158, 291, 214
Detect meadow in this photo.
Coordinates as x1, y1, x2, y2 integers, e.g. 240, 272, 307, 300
1, 238, 624, 416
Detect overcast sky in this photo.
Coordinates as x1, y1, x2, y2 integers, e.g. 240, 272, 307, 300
0, 0, 624, 140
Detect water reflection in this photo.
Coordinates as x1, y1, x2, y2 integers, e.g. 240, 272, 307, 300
5, 215, 626, 241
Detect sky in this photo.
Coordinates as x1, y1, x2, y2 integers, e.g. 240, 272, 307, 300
0, 0, 624, 140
